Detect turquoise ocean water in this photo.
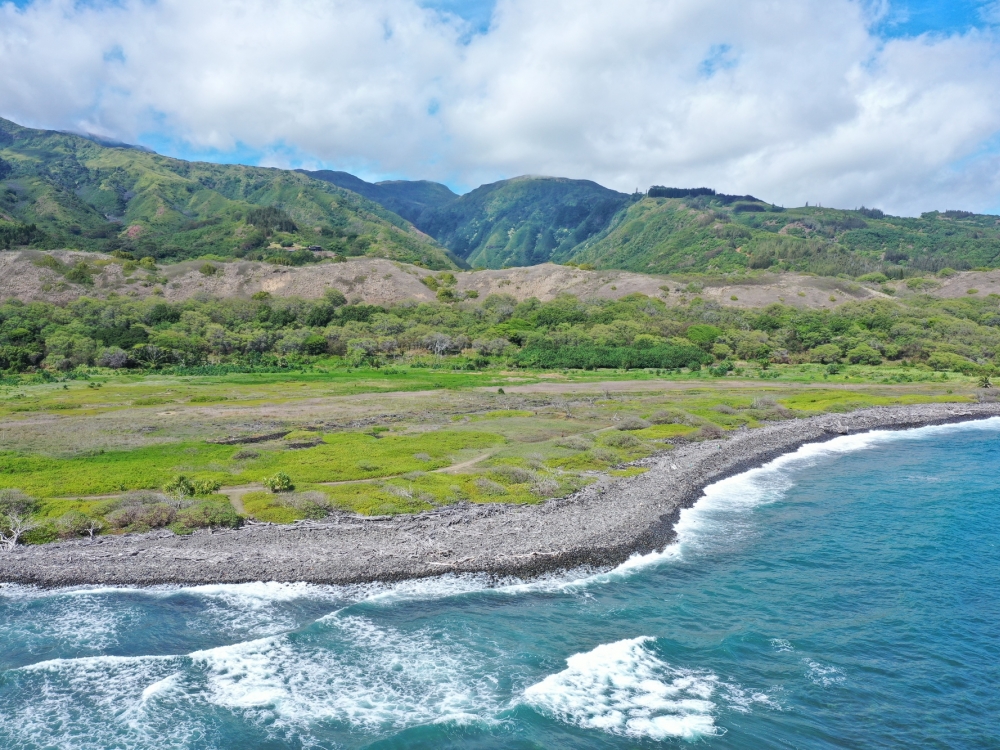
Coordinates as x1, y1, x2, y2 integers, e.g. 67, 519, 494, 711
1, 418, 998, 748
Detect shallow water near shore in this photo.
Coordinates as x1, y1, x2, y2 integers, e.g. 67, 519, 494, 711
2, 418, 999, 749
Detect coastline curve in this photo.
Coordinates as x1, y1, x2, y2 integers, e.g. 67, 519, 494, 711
2, 402, 999, 587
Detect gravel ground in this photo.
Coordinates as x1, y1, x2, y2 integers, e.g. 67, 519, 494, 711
2, 402, 998, 587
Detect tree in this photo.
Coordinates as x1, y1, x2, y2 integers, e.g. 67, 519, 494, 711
0, 489, 39, 551
85, 518, 105, 541
0, 513, 38, 551
423, 333, 454, 357
810, 344, 842, 364
847, 344, 882, 365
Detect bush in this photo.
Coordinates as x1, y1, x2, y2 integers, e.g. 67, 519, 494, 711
192, 478, 222, 496
555, 436, 592, 450
54, 511, 98, 539
0, 489, 39, 517
531, 479, 561, 498
105, 494, 176, 530
847, 344, 882, 365
474, 478, 508, 496
616, 416, 651, 431
174, 501, 242, 531
649, 409, 695, 425
810, 344, 842, 364
199, 263, 219, 276
263, 472, 294, 493
927, 351, 976, 373
603, 432, 642, 448
98, 347, 130, 369
164, 475, 195, 497
301, 335, 328, 355
588, 448, 619, 464
690, 424, 725, 441
685, 324, 721, 346
490, 465, 537, 484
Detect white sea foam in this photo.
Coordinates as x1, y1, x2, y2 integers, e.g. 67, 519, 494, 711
4, 653, 199, 750
805, 660, 846, 687
191, 613, 501, 731
523, 637, 722, 741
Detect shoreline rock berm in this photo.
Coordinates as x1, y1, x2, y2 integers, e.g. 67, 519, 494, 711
2, 402, 998, 587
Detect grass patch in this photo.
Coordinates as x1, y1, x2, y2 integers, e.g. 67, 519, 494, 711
633, 424, 697, 440
0, 430, 505, 498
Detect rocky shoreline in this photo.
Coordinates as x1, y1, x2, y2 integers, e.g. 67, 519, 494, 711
2, 401, 998, 587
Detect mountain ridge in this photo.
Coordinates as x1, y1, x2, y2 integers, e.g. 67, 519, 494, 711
0, 117, 457, 269
2, 115, 999, 278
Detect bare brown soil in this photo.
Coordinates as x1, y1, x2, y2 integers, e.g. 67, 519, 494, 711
3, 250, 997, 309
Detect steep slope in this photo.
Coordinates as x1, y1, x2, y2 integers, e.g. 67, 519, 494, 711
7, 250, 1000, 312
568, 192, 1000, 276
0, 117, 456, 269
412, 176, 634, 268
301, 170, 457, 224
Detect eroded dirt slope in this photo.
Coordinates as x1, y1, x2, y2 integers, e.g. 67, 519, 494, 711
2, 251, 998, 309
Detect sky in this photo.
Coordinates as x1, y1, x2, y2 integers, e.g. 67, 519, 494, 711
1, 0, 999, 215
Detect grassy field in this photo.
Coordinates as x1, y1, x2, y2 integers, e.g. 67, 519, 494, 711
0, 363, 986, 540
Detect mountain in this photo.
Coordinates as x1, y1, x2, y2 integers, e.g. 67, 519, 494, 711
3, 111, 997, 278
410, 175, 634, 268
300, 170, 457, 224
566, 191, 1000, 276
0, 117, 456, 269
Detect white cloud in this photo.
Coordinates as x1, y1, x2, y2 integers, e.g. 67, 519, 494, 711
1, 0, 999, 214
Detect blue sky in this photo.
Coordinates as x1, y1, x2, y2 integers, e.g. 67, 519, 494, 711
1, 0, 999, 214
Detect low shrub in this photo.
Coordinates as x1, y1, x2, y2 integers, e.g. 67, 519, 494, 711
602, 432, 642, 448
589, 448, 619, 464
174, 501, 242, 531
531, 479, 561, 498
164, 475, 195, 497
690, 424, 725, 441
556, 435, 592, 450
104, 492, 177, 530
490, 465, 537, 484
263, 472, 294, 493
53, 510, 102, 539
616, 416, 651, 431
648, 409, 696, 426
474, 478, 508, 496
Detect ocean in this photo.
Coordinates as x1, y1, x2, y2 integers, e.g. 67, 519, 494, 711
1, 418, 998, 748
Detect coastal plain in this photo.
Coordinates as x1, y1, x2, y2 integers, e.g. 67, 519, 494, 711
1, 363, 995, 586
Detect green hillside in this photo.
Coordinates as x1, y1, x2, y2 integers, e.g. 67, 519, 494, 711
412, 176, 635, 268
3, 111, 996, 279
566, 192, 1000, 277
0, 118, 456, 269
301, 170, 457, 224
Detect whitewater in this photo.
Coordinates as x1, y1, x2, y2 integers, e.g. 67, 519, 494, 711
1, 418, 998, 748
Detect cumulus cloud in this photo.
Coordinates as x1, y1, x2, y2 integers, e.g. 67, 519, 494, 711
1, 0, 999, 214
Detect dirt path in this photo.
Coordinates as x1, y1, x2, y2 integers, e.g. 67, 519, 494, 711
481, 378, 922, 395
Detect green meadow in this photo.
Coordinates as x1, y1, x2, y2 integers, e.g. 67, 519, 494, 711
0, 360, 985, 545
